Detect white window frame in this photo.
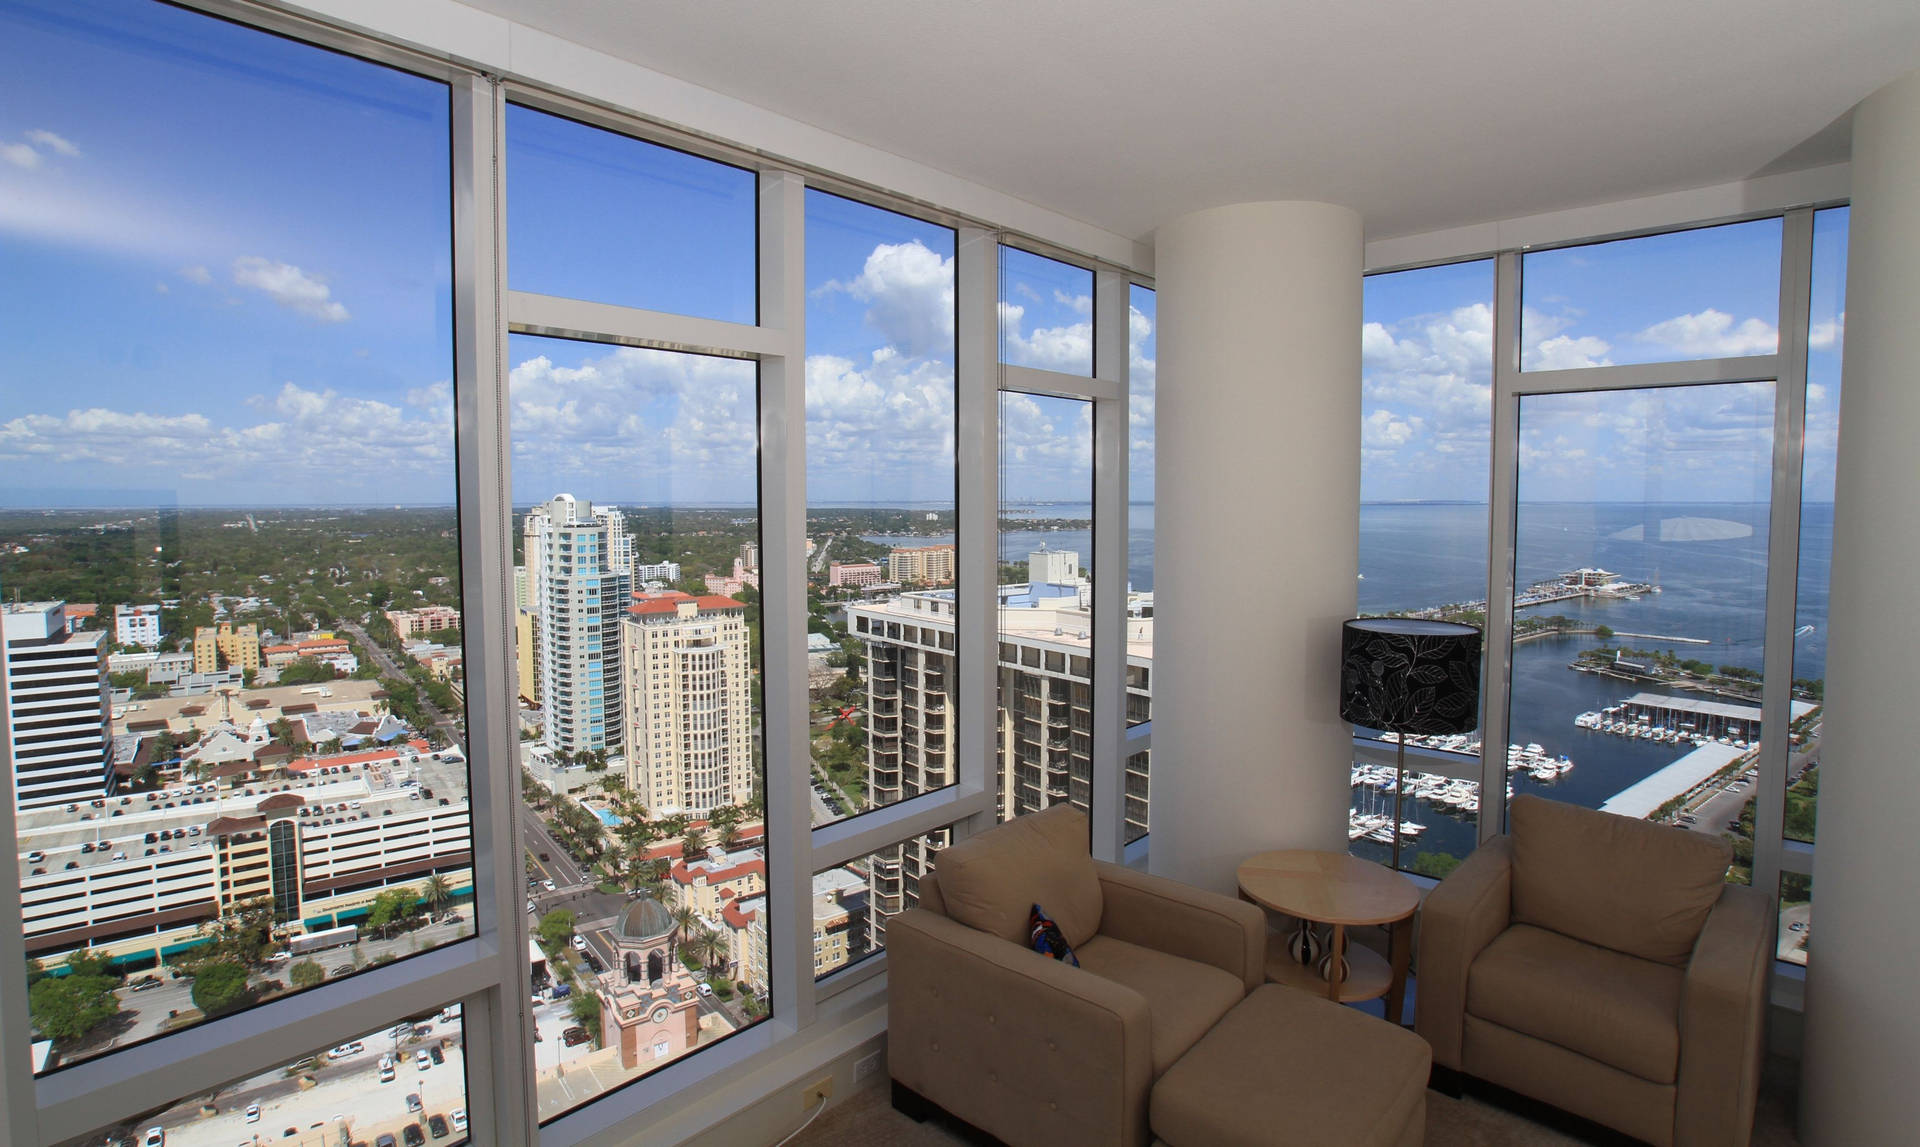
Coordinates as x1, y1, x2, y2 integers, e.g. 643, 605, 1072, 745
0, 4, 1158, 1143
1356, 206, 1831, 978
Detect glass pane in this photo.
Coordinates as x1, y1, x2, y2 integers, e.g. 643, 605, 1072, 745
505, 104, 756, 323
1778, 871, 1811, 967
1355, 260, 1497, 868
2, 0, 473, 1075
1509, 383, 1777, 880
814, 826, 952, 981
1787, 207, 1847, 844
1521, 219, 1783, 369
997, 394, 1094, 823
999, 247, 1093, 375
1125, 285, 1156, 842
804, 190, 956, 828
507, 335, 766, 1120
53, 1003, 470, 1146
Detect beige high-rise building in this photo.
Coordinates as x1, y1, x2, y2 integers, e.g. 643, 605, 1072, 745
847, 589, 1152, 952
514, 608, 537, 703
193, 621, 260, 675
620, 591, 754, 816
886, 544, 956, 585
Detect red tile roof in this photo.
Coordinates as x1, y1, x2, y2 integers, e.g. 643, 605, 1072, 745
627, 591, 745, 617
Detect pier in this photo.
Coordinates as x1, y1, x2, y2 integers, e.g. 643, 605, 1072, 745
1609, 631, 1710, 645
1600, 743, 1747, 819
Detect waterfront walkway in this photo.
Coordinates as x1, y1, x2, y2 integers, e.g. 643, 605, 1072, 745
1600, 742, 1745, 819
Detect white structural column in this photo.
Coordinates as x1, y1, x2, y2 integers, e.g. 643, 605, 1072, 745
1149, 201, 1362, 892
1801, 67, 1920, 1147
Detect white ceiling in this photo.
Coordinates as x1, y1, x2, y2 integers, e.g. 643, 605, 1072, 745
464, 0, 1920, 245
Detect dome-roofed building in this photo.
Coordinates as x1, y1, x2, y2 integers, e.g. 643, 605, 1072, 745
611, 891, 678, 987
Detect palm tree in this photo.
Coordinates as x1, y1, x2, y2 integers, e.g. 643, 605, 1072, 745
692, 928, 728, 973
667, 905, 700, 958
422, 874, 452, 919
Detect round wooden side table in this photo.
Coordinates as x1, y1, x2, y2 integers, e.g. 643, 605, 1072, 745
1236, 849, 1419, 1024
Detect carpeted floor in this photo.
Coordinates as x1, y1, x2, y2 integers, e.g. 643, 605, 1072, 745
789, 1059, 1804, 1147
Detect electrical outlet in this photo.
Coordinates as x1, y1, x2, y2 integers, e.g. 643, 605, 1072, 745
854, 1051, 882, 1083
801, 1075, 834, 1110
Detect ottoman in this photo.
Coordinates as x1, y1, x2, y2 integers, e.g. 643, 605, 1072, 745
1150, 984, 1430, 1147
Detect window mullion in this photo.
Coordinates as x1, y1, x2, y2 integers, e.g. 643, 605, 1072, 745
453, 72, 537, 1147
1089, 269, 1130, 863
954, 230, 1001, 839
757, 169, 815, 1035
1480, 251, 1524, 843
1752, 208, 1817, 903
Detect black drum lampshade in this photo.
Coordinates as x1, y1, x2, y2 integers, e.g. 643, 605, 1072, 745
1339, 618, 1482, 736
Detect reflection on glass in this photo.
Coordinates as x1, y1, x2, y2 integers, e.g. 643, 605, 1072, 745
815, 827, 953, 980
1786, 207, 1848, 845
1778, 872, 1811, 967
506, 104, 757, 322
507, 336, 767, 1121
999, 247, 1094, 375
55, 1004, 469, 1147
2, 0, 473, 1074
804, 190, 957, 829
998, 393, 1094, 823
1521, 219, 1783, 370
1353, 261, 1496, 870
1509, 383, 1775, 884
1126, 285, 1157, 842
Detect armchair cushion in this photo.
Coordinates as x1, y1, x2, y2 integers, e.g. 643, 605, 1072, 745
1510, 794, 1732, 967
1075, 934, 1244, 1075
1467, 923, 1684, 1084
936, 804, 1104, 948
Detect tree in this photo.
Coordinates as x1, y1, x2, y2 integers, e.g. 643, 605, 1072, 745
667, 905, 700, 958
422, 874, 453, 919
1593, 624, 1614, 641
289, 959, 326, 989
681, 828, 708, 858
29, 951, 121, 1044
277, 657, 337, 686
1409, 851, 1463, 880
192, 898, 275, 968
568, 991, 602, 1033
536, 909, 577, 953
692, 928, 728, 972
191, 960, 253, 1017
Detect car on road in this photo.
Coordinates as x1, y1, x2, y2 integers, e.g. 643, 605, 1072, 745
526, 900, 536, 914
403, 1124, 425, 1147
331, 965, 355, 978
245, 1104, 260, 1123
427, 1114, 449, 1140
131, 975, 164, 992
450, 1110, 467, 1134
406, 1092, 423, 1113
541, 879, 556, 892
571, 935, 588, 952
696, 982, 713, 997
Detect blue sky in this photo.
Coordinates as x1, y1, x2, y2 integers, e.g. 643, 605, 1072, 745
1361, 211, 1847, 504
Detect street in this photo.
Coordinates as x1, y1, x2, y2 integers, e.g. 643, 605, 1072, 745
340, 620, 463, 744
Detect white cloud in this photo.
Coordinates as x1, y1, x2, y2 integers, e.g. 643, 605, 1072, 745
1634, 309, 1777, 357
25, 131, 80, 158
232, 256, 350, 323
1809, 313, 1844, 350
1526, 333, 1613, 371
818, 240, 953, 359
1000, 297, 1093, 373
1053, 289, 1092, 316
405, 381, 452, 410
1363, 408, 1423, 449
0, 143, 40, 170
179, 265, 212, 285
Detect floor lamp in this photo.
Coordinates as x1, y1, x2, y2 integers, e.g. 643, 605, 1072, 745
1339, 618, 1482, 872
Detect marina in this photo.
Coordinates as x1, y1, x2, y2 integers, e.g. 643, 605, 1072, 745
1599, 743, 1748, 819
1574, 693, 1814, 747
1349, 739, 1574, 841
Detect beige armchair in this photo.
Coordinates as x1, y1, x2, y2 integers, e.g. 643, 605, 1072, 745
886, 804, 1266, 1147
1416, 794, 1773, 1147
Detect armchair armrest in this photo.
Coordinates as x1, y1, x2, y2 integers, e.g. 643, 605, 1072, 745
1675, 882, 1772, 1147
1092, 860, 1268, 994
887, 908, 1157, 1147
1413, 835, 1513, 1069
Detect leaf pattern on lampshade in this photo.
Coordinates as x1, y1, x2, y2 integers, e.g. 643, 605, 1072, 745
1339, 618, 1482, 735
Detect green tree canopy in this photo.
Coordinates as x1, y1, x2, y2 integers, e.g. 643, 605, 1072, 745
191, 960, 253, 1018
289, 959, 326, 989
568, 991, 602, 1031
29, 952, 121, 1044
536, 909, 577, 953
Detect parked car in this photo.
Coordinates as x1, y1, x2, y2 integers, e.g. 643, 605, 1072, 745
449, 1110, 467, 1134
405, 1092, 423, 1113
696, 982, 713, 997
429, 1045, 444, 1065
245, 1104, 260, 1124
541, 879, 556, 892
562, 1026, 591, 1047
375, 1136, 397, 1147
415, 1049, 431, 1071
403, 1124, 425, 1147
570, 935, 587, 952
143, 1129, 165, 1147
426, 1114, 449, 1140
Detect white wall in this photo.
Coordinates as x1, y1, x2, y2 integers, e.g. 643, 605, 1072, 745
1149, 201, 1363, 893
1799, 66, 1920, 1147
